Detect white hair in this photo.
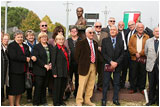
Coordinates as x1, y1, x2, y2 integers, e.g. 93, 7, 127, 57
136, 22, 145, 29
85, 27, 94, 33
94, 21, 102, 26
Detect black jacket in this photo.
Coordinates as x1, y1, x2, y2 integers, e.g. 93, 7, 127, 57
8, 41, 30, 74
52, 45, 69, 77
1, 45, 9, 87
67, 37, 81, 64
32, 43, 54, 76
101, 35, 124, 72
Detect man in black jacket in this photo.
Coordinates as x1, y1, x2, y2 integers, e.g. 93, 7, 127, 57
101, 25, 124, 106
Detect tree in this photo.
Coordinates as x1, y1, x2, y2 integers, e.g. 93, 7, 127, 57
1, 7, 29, 30
20, 11, 41, 32
42, 15, 55, 32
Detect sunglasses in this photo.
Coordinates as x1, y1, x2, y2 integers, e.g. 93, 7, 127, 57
95, 26, 102, 28
89, 32, 94, 34
58, 31, 64, 33
41, 25, 47, 27
109, 20, 115, 22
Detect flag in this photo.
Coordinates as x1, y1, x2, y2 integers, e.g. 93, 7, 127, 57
123, 12, 140, 29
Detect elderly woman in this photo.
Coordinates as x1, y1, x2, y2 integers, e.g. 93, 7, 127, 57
1, 33, 10, 102
8, 31, 31, 106
32, 32, 53, 106
52, 34, 69, 106
24, 30, 38, 103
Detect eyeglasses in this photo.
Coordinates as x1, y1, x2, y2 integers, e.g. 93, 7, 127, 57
95, 26, 102, 28
89, 32, 94, 34
109, 20, 115, 23
58, 31, 63, 33
41, 25, 47, 27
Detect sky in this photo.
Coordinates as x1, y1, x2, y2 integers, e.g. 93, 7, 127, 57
1, 0, 159, 30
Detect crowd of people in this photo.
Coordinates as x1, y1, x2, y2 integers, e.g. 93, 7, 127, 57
1, 7, 159, 106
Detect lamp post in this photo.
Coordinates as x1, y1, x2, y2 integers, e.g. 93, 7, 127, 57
64, 1, 72, 39
4, 1, 11, 33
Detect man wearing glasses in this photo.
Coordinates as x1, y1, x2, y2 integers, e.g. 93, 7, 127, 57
75, 27, 98, 106
37, 21, 52, 39
102, 17, 116, 34
93, 22, 108, 92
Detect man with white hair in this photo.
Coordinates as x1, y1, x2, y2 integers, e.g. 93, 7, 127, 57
128, 23, 149, 94
101, 25, 124, 106
93, 22, 108, 91
102, 17, 116, 34
145, 27, 159, 106
75, 27, 98, 106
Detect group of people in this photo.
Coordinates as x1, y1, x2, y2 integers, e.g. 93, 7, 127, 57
1, 7, 159, 106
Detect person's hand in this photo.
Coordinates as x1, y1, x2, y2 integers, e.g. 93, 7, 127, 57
53, 75, 57, 78
49, 63, 52, 70
31, 56, 37, 62
26, 57, 30, 62
110, 61, 118, 68
136, 53, 140, 58
44, 65, 50, 71
98, 47, 101, 52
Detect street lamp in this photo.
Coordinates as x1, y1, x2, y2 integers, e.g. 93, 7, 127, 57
4, 1, 11, 33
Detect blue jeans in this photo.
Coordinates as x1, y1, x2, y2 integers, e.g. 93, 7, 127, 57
102, 71, 120, 102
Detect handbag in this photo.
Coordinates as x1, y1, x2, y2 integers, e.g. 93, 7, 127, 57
25, 70, 33, 89
136, 56, 146, 64
104, 64, 115, 72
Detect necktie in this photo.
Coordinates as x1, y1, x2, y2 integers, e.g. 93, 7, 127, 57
112, 38, 115, 49
154, 39, 159, 53
90, 40, 95, 63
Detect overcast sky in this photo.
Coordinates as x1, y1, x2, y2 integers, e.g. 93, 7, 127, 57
1, 0, 159, 29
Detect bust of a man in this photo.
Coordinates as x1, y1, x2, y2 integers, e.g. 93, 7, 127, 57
75, 7, 86, 26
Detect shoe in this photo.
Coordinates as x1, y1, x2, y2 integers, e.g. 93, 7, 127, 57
76, 103, 82, 106
146, 102, 154, 106
42, 103, 48, 106
101, 100, 106, 106
60, 102, 66, 106
54, 103, 60, 106
27, 99, 32, 103
84, 102, 96, 106
97, 87, 103, 92
113, 100, 120, 106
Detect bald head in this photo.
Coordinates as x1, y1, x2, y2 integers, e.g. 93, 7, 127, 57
40, 21, 48, 32
128, 21, 136, 31
118, 21, 125, 31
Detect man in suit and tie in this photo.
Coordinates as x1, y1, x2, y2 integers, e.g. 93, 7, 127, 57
125, 20, 137, 89
75, 27, 98, 106
145, 27, 159, 106
117, 21, 128, 88
93, 22, 108, 91
102, 17, 116, 34
101, 25, 124, 106
126, 21, 137, 45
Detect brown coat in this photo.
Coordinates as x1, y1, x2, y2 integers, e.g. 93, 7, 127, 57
74, 38, 98, 76
128, 33, 149, 60
93, 31, 108, 62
